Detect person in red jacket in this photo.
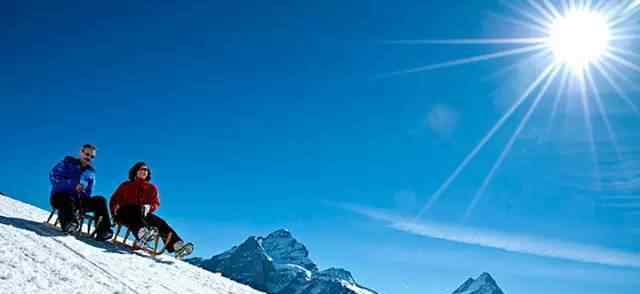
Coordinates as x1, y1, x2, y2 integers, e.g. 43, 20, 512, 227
110, 161, 193, 257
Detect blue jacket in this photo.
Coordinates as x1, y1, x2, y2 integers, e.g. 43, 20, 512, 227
49, 156, 96, 200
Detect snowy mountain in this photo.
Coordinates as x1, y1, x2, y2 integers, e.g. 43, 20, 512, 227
186, 229, 379, 294
452, 272, 504, 294
0, 193, 265, 294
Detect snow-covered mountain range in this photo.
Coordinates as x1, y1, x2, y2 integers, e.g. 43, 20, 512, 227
0, 193, 264, 294
186, 229, 379, 294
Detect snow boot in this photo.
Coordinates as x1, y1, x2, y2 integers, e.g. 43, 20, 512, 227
136, 226, 159, 246
173, 241, 194, 259
61, 219, 80, 233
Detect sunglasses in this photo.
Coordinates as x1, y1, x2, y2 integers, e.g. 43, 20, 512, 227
138, 167, 149, 171
82, 152, 96, 159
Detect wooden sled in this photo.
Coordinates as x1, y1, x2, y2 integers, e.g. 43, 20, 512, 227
45, 208, 103, 238
112, 223, 173, 257
46, 209, 178, 258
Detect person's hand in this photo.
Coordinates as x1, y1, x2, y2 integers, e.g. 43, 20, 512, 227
75, 184, 85, 192
142, 204, 151, 217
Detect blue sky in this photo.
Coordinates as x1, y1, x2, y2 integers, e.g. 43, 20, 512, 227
2, 1, 640, 294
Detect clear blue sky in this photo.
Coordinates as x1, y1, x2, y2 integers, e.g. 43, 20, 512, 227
2, 1, 639, 294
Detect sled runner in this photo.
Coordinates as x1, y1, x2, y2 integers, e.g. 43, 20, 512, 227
111, 223, 173, 257
45, 208, 103, 238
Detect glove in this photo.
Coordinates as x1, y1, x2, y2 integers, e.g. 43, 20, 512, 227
142, 204, 151, 217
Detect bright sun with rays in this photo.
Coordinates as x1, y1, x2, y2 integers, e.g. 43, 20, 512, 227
547, 9, 611, 73
387, 1, 640, 222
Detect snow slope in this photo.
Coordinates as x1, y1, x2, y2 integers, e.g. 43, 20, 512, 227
0, 193, 265, 294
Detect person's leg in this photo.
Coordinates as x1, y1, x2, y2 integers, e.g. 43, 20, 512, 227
80, 196, 111, 228
50, 192, 78, 227
80, 196, 113, 239
114, 205, 145, 232
145, 214, 182, 252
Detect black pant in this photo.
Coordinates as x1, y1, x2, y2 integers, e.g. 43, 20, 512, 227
50, 192, 112, 233
114, 205, 182, 252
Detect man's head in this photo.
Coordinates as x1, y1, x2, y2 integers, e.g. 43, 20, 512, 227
79, 144, 97, 166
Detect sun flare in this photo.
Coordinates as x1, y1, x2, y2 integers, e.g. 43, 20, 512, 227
387, 0, 640, 221
547, 9, 611, 73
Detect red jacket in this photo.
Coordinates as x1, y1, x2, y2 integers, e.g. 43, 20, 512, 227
110, 179, 160, 215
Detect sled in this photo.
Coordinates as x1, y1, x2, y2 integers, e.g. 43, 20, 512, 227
111, 223, 173, 257
46, 209, 181, 258
45, 208, 103, 238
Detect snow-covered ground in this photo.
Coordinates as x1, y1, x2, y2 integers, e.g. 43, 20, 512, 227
0, 194, 265, 294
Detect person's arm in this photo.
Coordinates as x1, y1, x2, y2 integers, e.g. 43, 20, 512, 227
110, 183, 124, 216
149, 184, 160, 214
49, 160, 75, 193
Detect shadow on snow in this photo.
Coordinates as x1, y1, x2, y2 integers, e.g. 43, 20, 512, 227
0, 215, 174, 265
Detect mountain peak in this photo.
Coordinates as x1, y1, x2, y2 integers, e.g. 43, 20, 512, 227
240, 236, 264, 251
194, 235, 275, 292
452, 272, 504, 294
260, 228, 318, 272
266, 229, 292, 238
477, 272, 496, 284
188, 229, 378, 294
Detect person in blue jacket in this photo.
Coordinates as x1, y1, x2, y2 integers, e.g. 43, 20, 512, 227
49, 144, 113, 241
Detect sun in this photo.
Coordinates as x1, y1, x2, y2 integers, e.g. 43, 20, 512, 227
383, 0, 640, 221
547, 9, 611, 73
